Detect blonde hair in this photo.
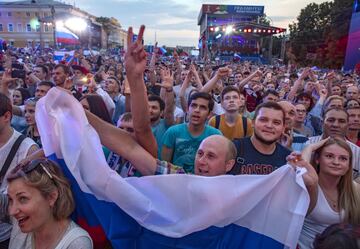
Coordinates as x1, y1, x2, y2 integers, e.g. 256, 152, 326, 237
8, 159, 75, 220
312, 138, 360, 224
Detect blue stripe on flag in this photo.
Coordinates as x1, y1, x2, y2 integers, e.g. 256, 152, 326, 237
49, 154, 287, 249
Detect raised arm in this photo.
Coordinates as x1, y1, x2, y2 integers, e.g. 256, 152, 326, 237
200, 67, 229, 93
125, 25, 158, 158
157, 68, 175, 127
86, 110, 157, 175
237, 69, 263, 92
287, 68, 310, 101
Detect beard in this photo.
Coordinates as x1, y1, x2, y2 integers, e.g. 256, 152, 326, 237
253, 130, 278, 145
150, 115, 161, 123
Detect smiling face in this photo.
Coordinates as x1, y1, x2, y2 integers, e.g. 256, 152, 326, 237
8, 178, 57, 233
317, 144, 350, 178
194, 135, 234, 176
253, 107, 285, 145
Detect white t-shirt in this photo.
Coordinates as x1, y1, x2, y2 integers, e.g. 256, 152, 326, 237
9, 220, 93, 249
0, 129, 36, 242
0, 129, 36, 192
298, 186, 343, 249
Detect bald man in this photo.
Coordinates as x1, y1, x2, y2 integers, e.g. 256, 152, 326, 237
86, 108, 236, 176
278, 101, 308, 152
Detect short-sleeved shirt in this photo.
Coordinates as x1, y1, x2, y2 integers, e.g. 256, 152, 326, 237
151, 119, 170, 158
155, 160, 187, 175
229, 137, 291, 175
162, 123, 222, 173
208, 114, 253, 140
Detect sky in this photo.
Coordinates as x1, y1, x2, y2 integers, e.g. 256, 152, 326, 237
8, 0, 330, 47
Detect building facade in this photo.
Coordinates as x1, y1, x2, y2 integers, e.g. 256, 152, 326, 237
0, 0, 113, 49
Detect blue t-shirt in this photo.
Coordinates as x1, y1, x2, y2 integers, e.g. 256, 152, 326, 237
151, 119, 170, 158
162, 123, 222, 173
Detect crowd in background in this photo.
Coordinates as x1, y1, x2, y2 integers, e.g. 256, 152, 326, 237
0, 25, 360, 249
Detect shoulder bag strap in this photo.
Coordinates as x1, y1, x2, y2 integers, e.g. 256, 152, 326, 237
0, 135, 26, 183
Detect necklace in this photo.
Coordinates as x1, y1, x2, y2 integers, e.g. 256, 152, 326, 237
321, 187, 339, 210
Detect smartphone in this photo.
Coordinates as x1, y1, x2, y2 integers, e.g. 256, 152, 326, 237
12, 63, 24, 70
12, 69, 26, 79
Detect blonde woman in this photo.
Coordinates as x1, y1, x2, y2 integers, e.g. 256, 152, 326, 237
24, 97, 41, 148
295, 138, 360, 249
3, 159, 93, 249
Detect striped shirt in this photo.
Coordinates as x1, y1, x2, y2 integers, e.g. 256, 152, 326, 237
306, 136, 360, 179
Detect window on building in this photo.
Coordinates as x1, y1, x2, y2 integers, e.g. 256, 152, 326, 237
26, 12, 30, 17
17, 24, 22, 32
0, 24, 3, 32
7, 12, 12, 17
8, 24, 14, 32
26, 24, 31, 32
36, 25, 40, 32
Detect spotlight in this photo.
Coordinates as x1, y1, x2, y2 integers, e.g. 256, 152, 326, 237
225, 25, 233, 34
64, 17, 87, 32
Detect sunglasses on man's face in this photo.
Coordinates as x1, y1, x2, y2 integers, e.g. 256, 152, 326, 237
7, 159, 54, 181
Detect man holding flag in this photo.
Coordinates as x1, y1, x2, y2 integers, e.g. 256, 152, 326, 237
32, 25, 317, 249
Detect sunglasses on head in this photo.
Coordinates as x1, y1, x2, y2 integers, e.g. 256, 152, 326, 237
7, 159, 54, 181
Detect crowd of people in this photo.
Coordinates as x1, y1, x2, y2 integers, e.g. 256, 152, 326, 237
0, 24, 360, 249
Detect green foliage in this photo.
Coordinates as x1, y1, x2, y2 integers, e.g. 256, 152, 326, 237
288, 0, 354, 68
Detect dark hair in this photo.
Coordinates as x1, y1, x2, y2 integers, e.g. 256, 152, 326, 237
221, 86, 241, 101
35, 64, 49, 76
295, 92, 314, 112
37, 80, 55, 88
54, 64, 71, 75
107, 76, 121, 87
323, 107, 349, 121
253, 102, 286, 124
263, 89, 279, 99
14, 88, 31, 105
148, 95, 165, 111
313, 223, 360, 249
345, 99, 360, 109
80, 94, 112, 124
187, 92, 214, 112
0, 93, 12, 117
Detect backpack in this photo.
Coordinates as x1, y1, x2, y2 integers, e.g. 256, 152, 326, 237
214, 115, 248, 137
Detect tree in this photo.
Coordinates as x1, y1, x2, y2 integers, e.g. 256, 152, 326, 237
288, 0, 354, 68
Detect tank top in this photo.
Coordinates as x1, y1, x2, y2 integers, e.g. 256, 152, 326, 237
298, 186, 342, 249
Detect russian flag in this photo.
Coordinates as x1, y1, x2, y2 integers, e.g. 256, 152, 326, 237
56, 26, 80, 45
35, 88, 310, 249
53, 50, 75, 63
